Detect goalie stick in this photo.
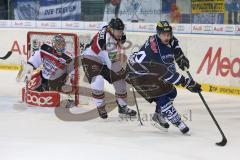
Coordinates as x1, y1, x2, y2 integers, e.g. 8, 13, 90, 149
0, 51, 12, 60
186, 70, 227, 146
16, 63, 24, 82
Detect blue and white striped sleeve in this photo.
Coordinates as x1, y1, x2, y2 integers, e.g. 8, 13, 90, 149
162, 65, 186, 86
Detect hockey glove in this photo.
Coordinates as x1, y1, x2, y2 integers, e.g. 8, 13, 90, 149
174, 48, 189, 71
121, 34, 126, 44
21, 63, 34, 82
176, 55, 189, 71
183, 78, 202, 93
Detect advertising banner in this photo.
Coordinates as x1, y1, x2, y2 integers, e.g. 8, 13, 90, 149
38, 0, 81, 20
0, 28, 239, 96
103, 0, 162, 23
192, 0, 225, 13
13, 0, 81, 21
213, 24, 236, 34
171, 23, 192, 34
191, 24, 213, 34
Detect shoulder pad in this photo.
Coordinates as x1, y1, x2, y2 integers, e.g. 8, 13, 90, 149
61, 53, 72, 64
40, 44, 53, 53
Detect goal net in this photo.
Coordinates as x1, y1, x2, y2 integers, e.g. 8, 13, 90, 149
27, 31, 80, 105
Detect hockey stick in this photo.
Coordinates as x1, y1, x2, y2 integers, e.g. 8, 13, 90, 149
186, 71, 227, 146
16, 60, 25, 82
24, 78, 29, 104
0, 51, 12, 60
131, 86, 143, 126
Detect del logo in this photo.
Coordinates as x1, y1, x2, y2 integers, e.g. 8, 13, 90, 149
197, 47, 240, 77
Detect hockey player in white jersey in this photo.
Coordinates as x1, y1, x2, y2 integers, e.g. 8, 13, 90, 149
82, 18, 137, 119
22, 34, 76, 107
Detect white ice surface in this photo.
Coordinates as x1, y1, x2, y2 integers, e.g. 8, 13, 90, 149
0, 70, 239, 160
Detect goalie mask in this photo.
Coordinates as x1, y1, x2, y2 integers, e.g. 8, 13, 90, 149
52, 34, 66, 54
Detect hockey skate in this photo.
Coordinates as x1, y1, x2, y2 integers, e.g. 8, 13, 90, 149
65, 99, 75, 108
97, 105, 108, 119
117, 101, 137, 117
151, 112, 170, 131
174, 121, 189, 134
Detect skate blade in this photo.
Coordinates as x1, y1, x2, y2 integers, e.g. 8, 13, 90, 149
151, 122, 168, 132
118, 113, 137, 119
181, 131, 191, 136
183, 133, 191, 136
65, 104, 75, 108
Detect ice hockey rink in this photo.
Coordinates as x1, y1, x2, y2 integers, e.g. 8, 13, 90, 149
0, 70, 238, 160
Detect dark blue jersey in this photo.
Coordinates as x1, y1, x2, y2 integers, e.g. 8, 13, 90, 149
128, 34, 186, 86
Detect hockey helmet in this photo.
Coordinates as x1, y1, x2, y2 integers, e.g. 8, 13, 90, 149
52, 34, 66, 53
156, 21, 172, 35
108, 18, 125, 30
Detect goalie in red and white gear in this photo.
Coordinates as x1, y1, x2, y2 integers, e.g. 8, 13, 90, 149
82, 18, 136, 119
22, 34, 76, 107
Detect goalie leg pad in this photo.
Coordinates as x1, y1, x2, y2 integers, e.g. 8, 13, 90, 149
22, 88, 60, 107
48, 73, 67, 91
27, 71, 42, 90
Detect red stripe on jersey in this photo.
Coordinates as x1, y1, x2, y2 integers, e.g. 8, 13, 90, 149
91, 33, 101, 54
40, 51, 65, 70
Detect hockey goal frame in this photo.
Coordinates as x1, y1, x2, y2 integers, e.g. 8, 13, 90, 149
27, 31, 80, 105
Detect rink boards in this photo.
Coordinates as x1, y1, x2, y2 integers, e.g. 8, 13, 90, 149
0, 28, 239, 96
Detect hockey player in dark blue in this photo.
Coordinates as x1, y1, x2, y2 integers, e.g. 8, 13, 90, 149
126, 21, 202, 134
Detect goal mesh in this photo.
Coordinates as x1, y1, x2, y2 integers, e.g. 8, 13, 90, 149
27, 31, 80, 105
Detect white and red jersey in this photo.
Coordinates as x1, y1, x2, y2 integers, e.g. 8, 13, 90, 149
90, 26, 120, 54
83, 26, 123, 70
28, 44, 73, 80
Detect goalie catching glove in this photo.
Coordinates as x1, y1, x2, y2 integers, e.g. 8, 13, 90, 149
21, 63, 35, 82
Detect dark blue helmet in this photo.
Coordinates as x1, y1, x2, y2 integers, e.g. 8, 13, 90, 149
109, 18, 125, 30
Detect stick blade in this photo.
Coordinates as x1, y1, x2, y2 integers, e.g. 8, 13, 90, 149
0, 51, 12, 60
216, 137, 227, 146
